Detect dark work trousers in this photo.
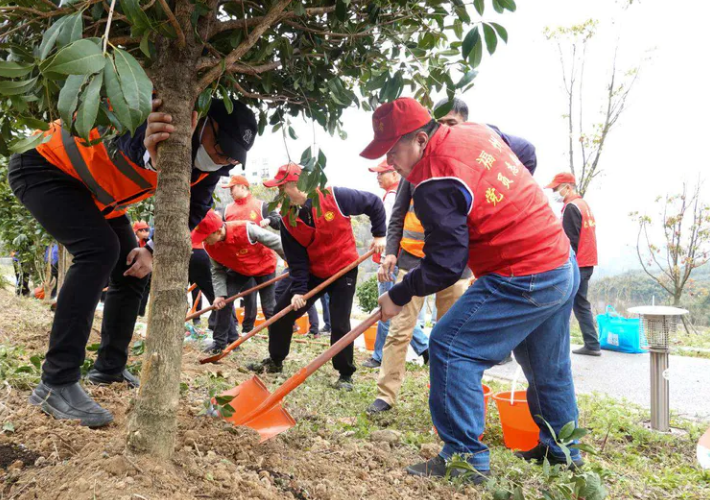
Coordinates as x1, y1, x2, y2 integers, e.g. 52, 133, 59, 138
138, 273, 151, 316
212, 270, 276, 347
269, 268, 357, 377
189, 248, 220, 330
50, 262, 59, 298
8, 150, 148, 385
274, 271, 319, 333
574, 266, 600, 350
241, 287, 258, 331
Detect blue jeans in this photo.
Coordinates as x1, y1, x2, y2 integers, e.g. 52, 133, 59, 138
429, 254, 580, 471
374, 269, 429, 362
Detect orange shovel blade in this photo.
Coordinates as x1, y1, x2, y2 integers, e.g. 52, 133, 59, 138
219, 376, 296, 443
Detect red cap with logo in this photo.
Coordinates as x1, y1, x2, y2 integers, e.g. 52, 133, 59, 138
263, 163, 302, 188
192, 209, 223, 244
368, 160, 395, 173
227, 175, 250, 188
545, 172, 577, 190
132, 221, 149, 232
360, 98, 432, 159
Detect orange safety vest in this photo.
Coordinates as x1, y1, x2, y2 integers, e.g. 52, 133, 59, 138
224, 194, 263, 223
36, 120, 208, 219
400, 200, 425, 258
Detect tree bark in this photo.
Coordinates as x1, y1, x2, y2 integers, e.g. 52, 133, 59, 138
127, 6, 202, 458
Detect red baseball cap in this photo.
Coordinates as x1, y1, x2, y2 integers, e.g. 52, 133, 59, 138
263, 163, 302, 188
545, 172, 577, 190
227, 175, 249, 188
368, 160, 395, 173
192, 210, 223, 244
360, 98, 432, 159
132, 221, 149, 232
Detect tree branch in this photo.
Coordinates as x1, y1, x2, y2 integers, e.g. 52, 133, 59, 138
232, 80, 304, 104
198, 0, 293, 90
157, 0, 186, 48
208, 3, 339, 38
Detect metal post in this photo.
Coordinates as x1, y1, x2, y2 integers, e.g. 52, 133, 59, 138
649, 348, 670, 432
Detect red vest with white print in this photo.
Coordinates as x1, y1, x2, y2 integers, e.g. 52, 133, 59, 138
407, 124, 569, 277
563, 195, 598, 267
204, 221, 277, 277
225, 194, 264, 223
282, 187, 359, 279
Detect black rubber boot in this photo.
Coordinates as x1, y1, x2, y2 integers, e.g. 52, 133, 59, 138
86, 368, 140, 388
406, 456, 490, 484
572, 346, 602, 357
514, 443, 585, 470
29, 382, 114, 427
246, 358, 283, 374
366, 398, 392, 415
333, 375, 354, 391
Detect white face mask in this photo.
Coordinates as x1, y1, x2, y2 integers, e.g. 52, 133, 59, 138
194, 120, 225, 172
552, 190, 565, 204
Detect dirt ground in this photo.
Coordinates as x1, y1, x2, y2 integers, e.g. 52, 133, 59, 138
0, 291, 477, 500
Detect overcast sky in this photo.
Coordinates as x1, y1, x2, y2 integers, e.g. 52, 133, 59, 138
245, 0, 710, 277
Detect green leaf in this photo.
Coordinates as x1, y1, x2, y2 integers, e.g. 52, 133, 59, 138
57, 74, 88, 128
218, 404, 235, 418
433, 99, 453, 119
0, 61, 34, 78
75, 72, 104, 140
86, 343, 101, 352
300, 146, 313, 164
39, 17, 70, 60
18, 116, 50, 131
15, 365, 34, 374
119, 0, 153, 37
461, 27, 480, 60
335, 0, 347, 22
558, 421, 576, 441
113, 47, 153, 125
140, 33, 152, 59
57, 12, 84, 48
2, 422, 14, 433
288, 126, 298, 140
0, 77, 37, 96
453, 20, 464, 40
483, 24, 498, 55
221, 87, 234, 114
499, 0, 517, 12
470, 37, 484, 68
214, 395, 234, 405
293, 2, 306, 16
42, 39, 104, 76
569, 427, 589, 441
456, 70, 478, 89
492, 0, 504, 13
473, 0, 485, 15
29, 355, 43, 369
490, 22, 509, 43
103, 57, 133, 133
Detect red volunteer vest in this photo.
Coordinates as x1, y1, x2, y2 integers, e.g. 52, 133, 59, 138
204, 222, 277, 277
225, 194, 264, 223
563, 195, 598, 267
282, 188, 359, 279
36, 121, 208, 219
407, 124, 569, 277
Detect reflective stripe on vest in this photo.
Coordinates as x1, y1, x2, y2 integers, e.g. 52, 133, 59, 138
60, 127, 115, 207
400, 201, 425, 258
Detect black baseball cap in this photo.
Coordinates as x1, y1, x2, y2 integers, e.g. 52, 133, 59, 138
207, 99, 257, 167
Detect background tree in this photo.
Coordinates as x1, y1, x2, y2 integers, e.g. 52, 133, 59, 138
631, 181, 710, 330
0, 0, 515, 458
544, 16, 641, 196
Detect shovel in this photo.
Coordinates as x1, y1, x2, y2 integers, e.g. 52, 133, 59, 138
219, 309, 381, 442
185, 272, 289, 322
199, 249, 374, 364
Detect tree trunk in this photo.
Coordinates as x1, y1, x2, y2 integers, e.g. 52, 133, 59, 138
127, 21, 202, 458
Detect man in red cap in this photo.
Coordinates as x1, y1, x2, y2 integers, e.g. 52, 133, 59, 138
193, 209, 284, 354
546, 172, 599, 356
362, 97, 582, 482
223, 174, 280, 335
256, 163, 387, 390
132, 221, 151, 248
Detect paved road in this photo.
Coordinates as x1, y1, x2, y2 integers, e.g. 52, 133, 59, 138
485, 344, 710, 422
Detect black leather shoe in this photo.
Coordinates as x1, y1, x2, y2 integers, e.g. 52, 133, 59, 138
202, 342, 226, 355
29, 382, 114, 427
366, 398, 392, 414
406, 456, 490, 484
86, 368, 140, 388
572, 347, 602, 357
246, 358, 283, 374
514, 443, 584, 470
333, 376, 354, 391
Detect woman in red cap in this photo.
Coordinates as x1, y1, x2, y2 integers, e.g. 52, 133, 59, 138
256, 163, 387, 391
362, 97, 581, 482
193, 210, 284, 354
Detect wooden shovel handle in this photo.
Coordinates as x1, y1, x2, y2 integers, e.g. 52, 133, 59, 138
185, 272, 289, 322
234, 309, 381, 426
199, 249, 375, 364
